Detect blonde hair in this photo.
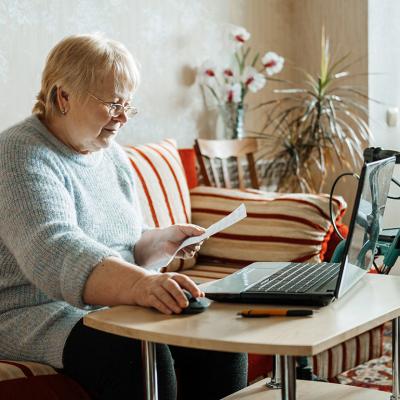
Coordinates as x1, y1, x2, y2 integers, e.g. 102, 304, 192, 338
32, 33, 140, 118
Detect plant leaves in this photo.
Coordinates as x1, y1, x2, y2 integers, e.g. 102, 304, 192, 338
255, 33, 369, 193
251, 52, 260, 67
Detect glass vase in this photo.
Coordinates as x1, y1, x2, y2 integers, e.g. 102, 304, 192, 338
235, 102, 245, 139
219, 102, 245, 139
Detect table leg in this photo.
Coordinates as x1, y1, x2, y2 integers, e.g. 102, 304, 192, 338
265, 354, 282, 389
141, 340, 158, 400
392, 317, 400, 400
280, 355, 296, 400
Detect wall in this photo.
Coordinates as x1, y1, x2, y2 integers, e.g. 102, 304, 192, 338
0, 0, 290, 148
0, 0, 372, 221
368, 0, 400, 228
0, 1, 366, 138
285, 0, 368, 224
368, 0, 400, 273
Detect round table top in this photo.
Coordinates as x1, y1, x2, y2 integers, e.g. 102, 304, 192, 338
84, 274, 400, 356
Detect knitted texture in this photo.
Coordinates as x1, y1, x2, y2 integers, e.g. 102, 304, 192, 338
0, 116, 144, 368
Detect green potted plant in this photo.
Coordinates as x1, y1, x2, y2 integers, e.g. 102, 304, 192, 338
254, 29, 370, 193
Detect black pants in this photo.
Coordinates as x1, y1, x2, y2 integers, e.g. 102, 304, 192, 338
60, 319, 248, 400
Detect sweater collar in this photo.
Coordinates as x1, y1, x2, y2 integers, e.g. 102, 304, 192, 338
26, 115, 104, 167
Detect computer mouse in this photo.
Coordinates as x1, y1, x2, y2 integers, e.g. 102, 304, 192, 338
181, 290, 209, 314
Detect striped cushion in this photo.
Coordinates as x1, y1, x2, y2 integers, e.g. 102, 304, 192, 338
182, 262, 239, 283
124, 139, 196, 271
312, 324, 384, 380
0, 360, 90, 399
190, 186, 347, 267
0, 360, 57, 381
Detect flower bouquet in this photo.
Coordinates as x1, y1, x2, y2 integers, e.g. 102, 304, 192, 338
199, 27, 284, 139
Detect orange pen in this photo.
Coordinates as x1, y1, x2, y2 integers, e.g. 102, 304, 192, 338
237, 309, 313, 318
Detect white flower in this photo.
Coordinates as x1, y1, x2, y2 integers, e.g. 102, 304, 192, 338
223, 67, 236, 83
223, 67, 234, 78
241, 66, 266, 93
230, 26, 250, 48
223, 83, 241, 103
261, 52, 285, 76
198, 60, 217, 85
198, 29, 285, 110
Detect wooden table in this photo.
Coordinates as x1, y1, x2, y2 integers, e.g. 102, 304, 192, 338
222, 379, 391, 399
84, 274, 400, 400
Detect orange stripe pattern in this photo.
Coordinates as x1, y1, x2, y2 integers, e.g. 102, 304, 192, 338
190, 186, 347, 268
124, 139, 194, 272
0, 360, 57, 381
312, 325, 384, 380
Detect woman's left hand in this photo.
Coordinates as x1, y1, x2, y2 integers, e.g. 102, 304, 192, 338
163, 224, 206, 259
134, 224, 206, 267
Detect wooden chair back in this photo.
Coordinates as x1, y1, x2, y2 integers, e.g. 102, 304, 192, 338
194, 138, 260, 189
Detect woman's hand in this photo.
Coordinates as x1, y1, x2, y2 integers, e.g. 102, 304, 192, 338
130, 272, 204, 314
134, 224, 206, 267
163, 224, 206, 259
83, 257, 204, 313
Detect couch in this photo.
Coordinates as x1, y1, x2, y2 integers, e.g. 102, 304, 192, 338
0, 139, 384, 398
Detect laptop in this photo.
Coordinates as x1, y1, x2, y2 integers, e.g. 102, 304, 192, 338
202, 157, 396, 307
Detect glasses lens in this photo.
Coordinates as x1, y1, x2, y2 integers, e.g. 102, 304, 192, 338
125, 107, 138, 118
109, 104, 123, 117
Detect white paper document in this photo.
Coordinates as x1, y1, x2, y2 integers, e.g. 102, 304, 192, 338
147, 203, 247, 271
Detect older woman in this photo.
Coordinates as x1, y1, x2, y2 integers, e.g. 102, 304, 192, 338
0, 34, 247, 399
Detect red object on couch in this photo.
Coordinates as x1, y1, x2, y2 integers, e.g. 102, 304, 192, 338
178, 148, 198, 189
247, 354, 273, 383
0, 369, 90, 400
323, 223, 349, 262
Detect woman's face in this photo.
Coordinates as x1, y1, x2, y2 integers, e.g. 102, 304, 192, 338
61, 72, 132, 154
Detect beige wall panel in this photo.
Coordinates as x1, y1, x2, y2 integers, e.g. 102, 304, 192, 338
197, 0, 294, 139
282, 0, 368, 223
290, 0, 368, 78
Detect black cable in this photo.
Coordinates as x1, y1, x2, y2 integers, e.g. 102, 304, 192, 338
329, 172, 360, 241
388, 177, 400, 200
372, 259, 383, 274
391, 176, 400, 187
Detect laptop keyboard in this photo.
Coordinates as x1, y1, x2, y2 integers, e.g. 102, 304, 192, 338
245, 262, 341, 294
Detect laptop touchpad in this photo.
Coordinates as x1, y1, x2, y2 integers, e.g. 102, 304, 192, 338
242, 267, 278, 284
202, 262, 288, 293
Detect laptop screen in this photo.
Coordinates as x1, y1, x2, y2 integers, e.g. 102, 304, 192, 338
336, 157, 395, 298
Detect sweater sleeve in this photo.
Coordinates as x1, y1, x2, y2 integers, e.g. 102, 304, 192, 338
0, 137, 121, 309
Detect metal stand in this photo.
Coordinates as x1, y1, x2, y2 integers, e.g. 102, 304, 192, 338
392, 317, 400, 400
280, 355, 297, 400
265, 354, 282, 389
141, 341, 158, 400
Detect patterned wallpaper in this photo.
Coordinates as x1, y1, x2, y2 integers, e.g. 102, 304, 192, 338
0, 0, 250, 147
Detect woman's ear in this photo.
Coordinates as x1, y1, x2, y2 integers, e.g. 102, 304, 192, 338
56, 86, 70, 115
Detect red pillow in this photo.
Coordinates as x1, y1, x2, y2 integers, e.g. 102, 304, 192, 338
323, 223, 349, 262
178, 148, 198, 189
0, 375, 90, 399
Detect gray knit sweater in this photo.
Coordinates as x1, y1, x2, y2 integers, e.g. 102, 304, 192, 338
0, 115, 144, 368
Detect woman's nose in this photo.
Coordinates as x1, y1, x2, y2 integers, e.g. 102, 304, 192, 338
113, 110, 128, 124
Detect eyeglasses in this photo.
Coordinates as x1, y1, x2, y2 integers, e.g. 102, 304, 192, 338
88, 93, 138, 119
